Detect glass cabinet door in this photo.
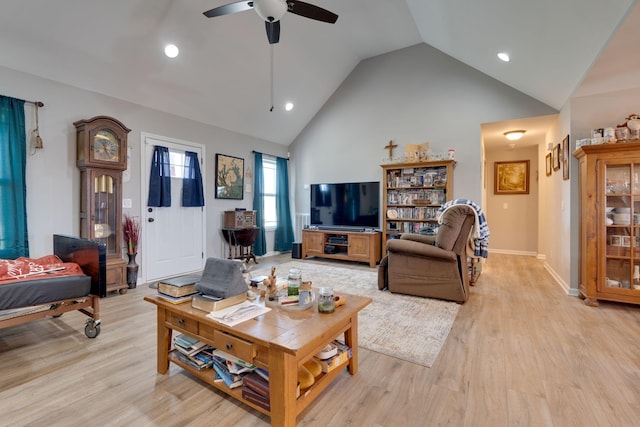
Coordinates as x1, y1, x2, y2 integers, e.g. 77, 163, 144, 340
604, 163, 640, 291
93, 173, 117, 256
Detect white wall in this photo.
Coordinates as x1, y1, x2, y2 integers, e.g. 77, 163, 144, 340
0, 65, 287, 262
290, 43, 557, 226
485, 145, 539, 254
535, 108, 572, 292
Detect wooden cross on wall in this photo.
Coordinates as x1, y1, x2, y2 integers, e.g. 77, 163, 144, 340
384, 140, 398, 158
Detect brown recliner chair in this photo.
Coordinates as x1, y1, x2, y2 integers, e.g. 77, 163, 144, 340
378, 204, 475, 303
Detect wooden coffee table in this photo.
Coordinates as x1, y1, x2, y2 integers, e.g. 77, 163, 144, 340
144, 292, 371, 426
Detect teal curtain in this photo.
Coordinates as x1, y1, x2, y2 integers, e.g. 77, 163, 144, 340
252, 152, 266, 256
274, 157, 294, 252
0, 96, 29, 258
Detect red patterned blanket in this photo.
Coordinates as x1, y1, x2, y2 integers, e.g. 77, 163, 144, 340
0, 255, 84, 285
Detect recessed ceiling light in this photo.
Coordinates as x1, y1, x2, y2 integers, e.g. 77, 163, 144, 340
285, 102, 294, 111
497, 52, 510, 62
164, 44, 179, 58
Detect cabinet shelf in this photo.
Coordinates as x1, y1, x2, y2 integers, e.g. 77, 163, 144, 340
387, 186, 447, 190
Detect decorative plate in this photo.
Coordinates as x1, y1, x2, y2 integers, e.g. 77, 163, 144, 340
387, 209, 398, 219
277, 291, 316, 312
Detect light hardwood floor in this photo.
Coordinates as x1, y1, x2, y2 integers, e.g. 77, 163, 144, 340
1, 254, 640, 426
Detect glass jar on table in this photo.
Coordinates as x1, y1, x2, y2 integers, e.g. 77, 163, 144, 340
287, 268, 302, 296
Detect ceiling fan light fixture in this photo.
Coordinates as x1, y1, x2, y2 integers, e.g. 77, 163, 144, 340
504, 130, 526, 141
497, 52, 510, 62
164, 44, 179, 58
254, 0, 287, 22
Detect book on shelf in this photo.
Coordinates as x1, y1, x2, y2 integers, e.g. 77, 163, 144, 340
315, 340, 352, 373
212, 356, 245, 389
254, 367, 269, 382
175, 340, 209, 358
226, 359, 254, 375
191, 292, 247, 313
174, 333, 205, 350
242, 386, 270, 411
211, 348, 257, 370
157, 292, 193, 304
242, 372, 270, 398
157, 274, 200, 297
175, 351, 212, 371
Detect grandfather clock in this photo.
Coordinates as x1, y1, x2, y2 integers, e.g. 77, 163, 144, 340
75, 116, 131, 294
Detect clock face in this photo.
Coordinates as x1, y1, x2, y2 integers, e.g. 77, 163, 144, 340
93, 130, 120, 162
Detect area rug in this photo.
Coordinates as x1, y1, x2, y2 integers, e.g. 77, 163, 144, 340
251, 261, 460, 368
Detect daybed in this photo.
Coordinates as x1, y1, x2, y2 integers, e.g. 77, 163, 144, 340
0, 234, 105, 338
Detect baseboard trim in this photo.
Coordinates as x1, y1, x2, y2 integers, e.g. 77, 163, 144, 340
543, 262, 578, 296
488, 249, 537, 257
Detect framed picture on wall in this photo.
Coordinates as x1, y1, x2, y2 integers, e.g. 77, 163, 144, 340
494, 160, 530, 195
562, 134, 570, 180
215, 153, 244, 200
546, 153, 552, 176
553, 144, 561, 171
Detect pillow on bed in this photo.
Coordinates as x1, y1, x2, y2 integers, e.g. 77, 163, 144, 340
0, 255, 84, 285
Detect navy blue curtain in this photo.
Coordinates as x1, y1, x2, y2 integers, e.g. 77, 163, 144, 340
252, 152, 266, 256
182, 151, 204, 207
0, 96, 29, 258
274, 157, 294, 252
147, 145, 171, 207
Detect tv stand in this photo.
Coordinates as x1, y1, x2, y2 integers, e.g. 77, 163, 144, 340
316, 225, 366, 232
302, 229, 381, 267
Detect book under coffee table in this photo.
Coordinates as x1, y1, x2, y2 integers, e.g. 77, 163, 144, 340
144, 292, 371, 427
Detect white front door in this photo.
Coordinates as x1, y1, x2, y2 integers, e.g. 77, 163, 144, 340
141, 133, 206, 282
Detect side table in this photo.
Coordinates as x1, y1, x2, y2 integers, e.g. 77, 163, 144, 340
221, 226, 259, 264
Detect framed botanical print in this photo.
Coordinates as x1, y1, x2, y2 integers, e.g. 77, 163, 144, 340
562, 134, 570, 180
553, 144, 561, 171
215, 153, 244, 200
494, 160, 530, 195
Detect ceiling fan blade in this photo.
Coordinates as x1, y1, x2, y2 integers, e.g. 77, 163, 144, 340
203, 1, 254, 18
287, 0, 338, 24
265, 20, 281, 44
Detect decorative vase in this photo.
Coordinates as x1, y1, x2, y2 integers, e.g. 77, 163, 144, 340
127, 252, 138, 289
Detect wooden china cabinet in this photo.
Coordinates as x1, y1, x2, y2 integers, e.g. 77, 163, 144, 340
75, 116, 131, 294
574, 142, 640, 306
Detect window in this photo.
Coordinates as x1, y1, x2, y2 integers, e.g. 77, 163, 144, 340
169, 150, 185, 178
263, 157, 277, 228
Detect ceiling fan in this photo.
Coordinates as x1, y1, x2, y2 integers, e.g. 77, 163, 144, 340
203, 0, 339, 44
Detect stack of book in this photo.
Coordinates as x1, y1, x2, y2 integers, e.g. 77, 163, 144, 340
174, 333, 213, 370
313, 340, 352, 373
242, 371, 270, 411
157, 274, 200, 304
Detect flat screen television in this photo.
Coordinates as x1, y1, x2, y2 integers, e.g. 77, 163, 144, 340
310, 181, 380, 230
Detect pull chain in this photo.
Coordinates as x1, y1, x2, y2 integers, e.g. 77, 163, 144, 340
269, 43, 274, 112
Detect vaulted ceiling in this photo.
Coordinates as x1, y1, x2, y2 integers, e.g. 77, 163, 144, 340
0, 0, 636, 145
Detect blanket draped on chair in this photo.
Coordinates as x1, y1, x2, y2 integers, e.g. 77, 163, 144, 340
439, 199, 490, 258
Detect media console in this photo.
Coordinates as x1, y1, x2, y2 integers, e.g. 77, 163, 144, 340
302, 228, 382, 267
